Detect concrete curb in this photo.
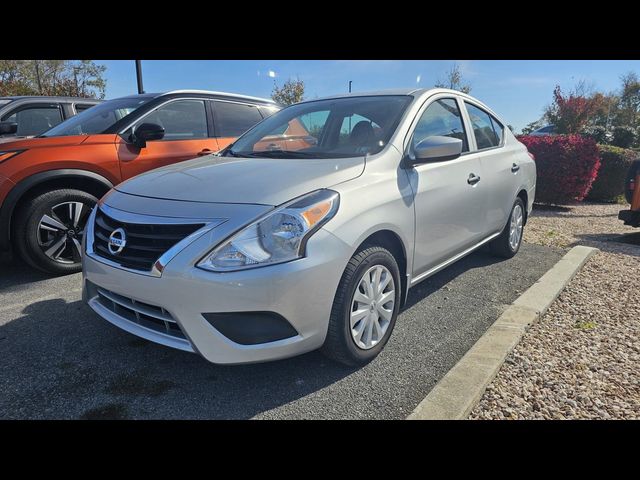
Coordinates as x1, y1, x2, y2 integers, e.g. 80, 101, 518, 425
406, 245, 599, 420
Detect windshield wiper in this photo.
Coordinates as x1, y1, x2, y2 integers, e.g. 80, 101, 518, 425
238, 150, 320, 158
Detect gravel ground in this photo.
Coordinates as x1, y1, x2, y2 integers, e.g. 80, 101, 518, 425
470, 202, 640, 419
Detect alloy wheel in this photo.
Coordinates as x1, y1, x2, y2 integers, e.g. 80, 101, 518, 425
37, 201, 91, 264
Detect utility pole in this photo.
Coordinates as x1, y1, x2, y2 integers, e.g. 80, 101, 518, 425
34, 60, 42, 95
348, 80, 352, 93
135, 60, 145, 94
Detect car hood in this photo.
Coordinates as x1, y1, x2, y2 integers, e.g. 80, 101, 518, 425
0, 135, 94, 149
115, 155, 366, 206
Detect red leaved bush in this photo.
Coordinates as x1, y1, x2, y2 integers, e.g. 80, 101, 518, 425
518, 135, 601, 204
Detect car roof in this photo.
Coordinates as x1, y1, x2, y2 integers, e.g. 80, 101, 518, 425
0, 96, 103, 102
157, 90, 277, 105
307, 87, 474, 101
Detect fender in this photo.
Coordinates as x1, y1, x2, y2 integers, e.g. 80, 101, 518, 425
0, 169, 114, 251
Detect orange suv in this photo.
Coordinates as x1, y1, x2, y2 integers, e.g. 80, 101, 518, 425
0, 90, 279, 274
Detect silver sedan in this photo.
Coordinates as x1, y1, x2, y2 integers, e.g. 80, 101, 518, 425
82, 88, 536, 366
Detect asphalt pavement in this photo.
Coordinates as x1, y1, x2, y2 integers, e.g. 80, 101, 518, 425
0, 243, 564, 419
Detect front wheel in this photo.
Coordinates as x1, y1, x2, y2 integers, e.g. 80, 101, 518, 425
490, 197, 525, 258
321, 246, 401, 366
14, 189, 98, 275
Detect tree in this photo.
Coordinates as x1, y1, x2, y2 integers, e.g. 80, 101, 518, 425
435, 63, 471, 94
544, 85, 600, 134
616, 72, 640, 127
271, 78, 305, 105
0, 60, 106, 98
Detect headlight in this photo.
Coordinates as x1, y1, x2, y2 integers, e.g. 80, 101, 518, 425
197, 189, 339, 272
0, 150, 25, 164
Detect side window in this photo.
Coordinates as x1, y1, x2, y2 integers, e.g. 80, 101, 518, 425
412, 98, 468, 153
490, 116, 504, 145
75, 103, 95, 114
2, 105, 63, 136
214, 101, 263, 137
136, 99, 208, 141
465, 102, 502, 150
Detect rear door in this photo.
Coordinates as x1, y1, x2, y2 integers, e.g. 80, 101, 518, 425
0, 102, 64, 137
118, 98, 219, 180
211, 100, 265, 150
407, 95, 488, 278
463, 101, 514, 234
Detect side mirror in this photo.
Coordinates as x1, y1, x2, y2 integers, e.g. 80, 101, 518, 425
0, 122, 18, 135
407, 135, 463, 166
131, 123, 165, 148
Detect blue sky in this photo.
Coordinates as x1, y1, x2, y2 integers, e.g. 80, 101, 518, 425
98, 60, 640, 132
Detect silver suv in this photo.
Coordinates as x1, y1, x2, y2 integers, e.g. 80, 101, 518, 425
82, 88, 536, 366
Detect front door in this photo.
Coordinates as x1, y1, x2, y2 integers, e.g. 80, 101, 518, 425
407, 97, 488, 278
118, 99, 219, 180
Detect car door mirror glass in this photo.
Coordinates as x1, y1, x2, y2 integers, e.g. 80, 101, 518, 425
411, 135, 463, 165
131, 122, 165, 148
0, 121, 18, 135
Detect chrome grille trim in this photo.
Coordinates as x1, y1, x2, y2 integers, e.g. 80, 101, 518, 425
85, 202, 227, 277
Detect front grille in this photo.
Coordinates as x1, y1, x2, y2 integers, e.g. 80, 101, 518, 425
96, 287, 186, 339
92, 208, 204, 271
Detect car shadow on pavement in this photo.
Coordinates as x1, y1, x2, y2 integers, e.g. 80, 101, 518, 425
402, 247, 508, 311
0, 255, 62, 292
572, 232, 640, 256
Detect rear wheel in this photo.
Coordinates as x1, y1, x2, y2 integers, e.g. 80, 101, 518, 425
321, 246, 401, 366
14, 189, 97, 275
490, 197, 525, 258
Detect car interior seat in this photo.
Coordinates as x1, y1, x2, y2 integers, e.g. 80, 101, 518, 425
349, 121, 376, 150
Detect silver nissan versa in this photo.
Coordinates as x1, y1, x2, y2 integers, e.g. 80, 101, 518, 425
82, 88, 536, 366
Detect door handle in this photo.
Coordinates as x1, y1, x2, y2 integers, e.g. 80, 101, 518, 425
197, 149, 214, 156
467, 173, 481, 185
511, 163, 520, 173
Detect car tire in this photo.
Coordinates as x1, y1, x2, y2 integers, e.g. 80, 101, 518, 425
490, 197, 525, 258
14, 189, 98, 275
321, 245, 401, 366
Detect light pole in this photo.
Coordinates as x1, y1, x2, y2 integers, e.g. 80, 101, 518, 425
135, 60, 145, 94
348, 80, 353, 133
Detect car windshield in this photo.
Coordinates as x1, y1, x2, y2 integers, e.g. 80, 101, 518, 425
225, 95, 412, 159
40, 96, 152, 137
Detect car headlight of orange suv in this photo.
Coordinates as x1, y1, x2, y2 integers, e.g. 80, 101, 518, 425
0, 150, 25, 164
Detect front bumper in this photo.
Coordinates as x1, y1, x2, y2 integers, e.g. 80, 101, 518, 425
83, 227, 351, 364
619, 209, 640, 228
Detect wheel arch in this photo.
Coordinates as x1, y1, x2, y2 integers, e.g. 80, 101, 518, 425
355, 229, 409, 307
517, 188, 528, 225
0, 169, 114, 251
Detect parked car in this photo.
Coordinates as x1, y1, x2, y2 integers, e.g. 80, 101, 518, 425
82, 88, 536, 366
0, 90, 279, 274
529, 124, 556, 136
619, 159, 640, 227
0, 96, 101, 140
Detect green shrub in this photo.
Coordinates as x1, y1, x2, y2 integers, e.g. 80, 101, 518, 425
587, 145, 639, 202
612, 126, 637, 148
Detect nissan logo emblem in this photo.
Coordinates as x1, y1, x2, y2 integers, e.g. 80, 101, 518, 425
108, 228, 127, 255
